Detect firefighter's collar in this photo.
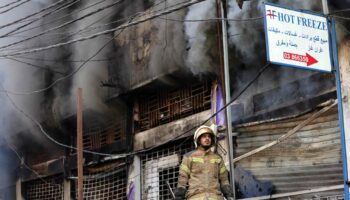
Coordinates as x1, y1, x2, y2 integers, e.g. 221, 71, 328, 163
197, 146, 213, 153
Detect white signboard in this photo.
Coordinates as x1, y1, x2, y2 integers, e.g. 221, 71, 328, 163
263, 3, 332, 72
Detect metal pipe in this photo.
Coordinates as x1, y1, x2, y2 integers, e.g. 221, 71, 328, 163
322, 0, 329, 15
167, 181, 175, 199
16, 178, 24, 200
77, 88, 84, 200
134, 155, 141, 200
220, 0, 236, 198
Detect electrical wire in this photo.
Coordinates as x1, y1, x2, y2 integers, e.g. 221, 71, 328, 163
332, 15, 350, 20
0, 0, 81, 38
0, 0, 21, 9
0, 0, 171, 53
5, 56, 67, 75
0, 0, 30, 15
16, 0, 79, 23
95, 61, 270, 155
0, 95, 63, 187
0, 0, 179, 53
0, 0, 124, 50
51, 0, 183, 40
60, 5, 117, 42
8, 0, 169, 37
1, 81, 123, 157
2, 56, 112, 62
0, 0, 182, 50
0, 0, 68, 31
0, 0, 268, 184
5, 30, 242, 52
5, 32, 241, 64
135, 62, 271, 154
7, 0, 110, 37
5, 140, 63, 187
329, 8, 350, 15
0, 0, 207, 58
0, 0, 209, 96
158, 16, 263, 22
0, 17, 132, 157
0, 2, 254, 96
0, 0, 254, 56
1, 60, 270, 158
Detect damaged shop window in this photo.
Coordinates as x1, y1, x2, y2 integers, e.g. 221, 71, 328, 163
143, 154, 179, 200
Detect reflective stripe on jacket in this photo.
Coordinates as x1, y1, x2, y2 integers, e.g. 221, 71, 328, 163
177, 147, 230, 200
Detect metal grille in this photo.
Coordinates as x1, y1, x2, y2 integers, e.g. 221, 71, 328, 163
141, 138, 194, 200
25, 175, 63, 200
83, 120, 127, 150
138, 81, 211, 131
74, 164, 127, 200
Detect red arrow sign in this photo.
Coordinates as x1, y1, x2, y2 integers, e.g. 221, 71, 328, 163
283, 52, 318, 66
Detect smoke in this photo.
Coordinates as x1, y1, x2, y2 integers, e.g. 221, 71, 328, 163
108, 0, 153, 90
0, 0, 124, 151
184, 0, 217, 74
227, 0, 264, 65
113, 0, 219, 88
0, 0, 51, 143
68, 0, 116, 116
149, 0, 187, 76
0, 0, 57, 188
227, 0, 328, 122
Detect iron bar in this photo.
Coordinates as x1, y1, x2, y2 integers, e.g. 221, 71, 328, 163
77, 88, 84, 200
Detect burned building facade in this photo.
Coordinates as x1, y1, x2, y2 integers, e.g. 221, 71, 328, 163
0, 0, 349, 199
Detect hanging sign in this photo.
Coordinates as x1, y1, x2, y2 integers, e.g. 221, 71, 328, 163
263, 3, 332, 72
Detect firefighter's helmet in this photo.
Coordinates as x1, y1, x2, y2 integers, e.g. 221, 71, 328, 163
193, 125, 217, 148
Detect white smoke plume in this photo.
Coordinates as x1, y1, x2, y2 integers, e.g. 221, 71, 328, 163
0, 0, 55, 188
149, 0, 187, 76
185, 0, 217, 74
67, 0, 116, 116
0, 0, 51, 143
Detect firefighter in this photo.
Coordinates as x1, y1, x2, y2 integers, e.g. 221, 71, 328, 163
174, 125, 234, 200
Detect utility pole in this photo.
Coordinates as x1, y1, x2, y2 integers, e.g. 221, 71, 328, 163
77, 88, 84, 200
332, 21, 350, 200
324, 0, 350, 198
220, 0, 236, 198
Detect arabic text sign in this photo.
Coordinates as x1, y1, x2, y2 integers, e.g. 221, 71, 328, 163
263, 3, 332, 72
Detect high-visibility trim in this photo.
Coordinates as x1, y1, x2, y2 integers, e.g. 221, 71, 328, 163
188, 193, 220, 200
210, 158, 221, 164
180, 164, 190, 174
220, 166, 227, 174
192, 157, 204, 163
189, 198, 218, 200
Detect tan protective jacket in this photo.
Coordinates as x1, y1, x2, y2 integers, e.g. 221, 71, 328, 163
177, 147, 230, 200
